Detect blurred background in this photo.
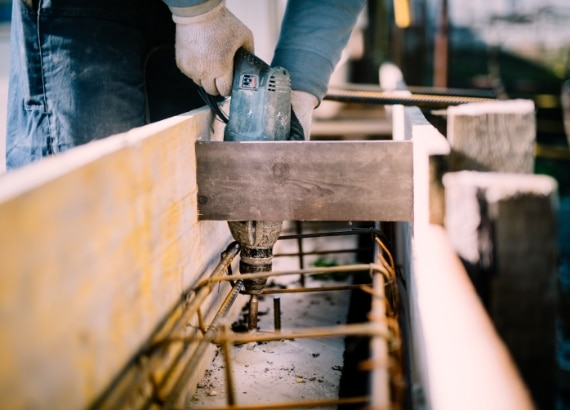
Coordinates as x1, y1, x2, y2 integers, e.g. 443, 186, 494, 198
2, 0, 570, 169
1, 0, 569, 145
0, 1, 569, 408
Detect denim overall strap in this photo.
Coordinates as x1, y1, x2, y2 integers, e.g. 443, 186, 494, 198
6, 0, 203, 170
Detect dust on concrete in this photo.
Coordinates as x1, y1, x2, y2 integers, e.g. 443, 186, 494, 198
188, 222, 358, 409
188, 276, 351, 409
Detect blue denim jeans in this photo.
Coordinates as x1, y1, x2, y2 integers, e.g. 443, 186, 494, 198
6, 0, 205, 170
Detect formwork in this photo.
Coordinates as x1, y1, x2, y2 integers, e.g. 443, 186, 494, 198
0, 93, 549, 409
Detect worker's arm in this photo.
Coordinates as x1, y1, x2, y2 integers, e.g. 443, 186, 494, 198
272, 0, 366, 138
272, 0, 366, 104
162, 0, 254, 96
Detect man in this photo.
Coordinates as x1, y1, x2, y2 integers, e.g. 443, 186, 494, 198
6, 0, 365, 170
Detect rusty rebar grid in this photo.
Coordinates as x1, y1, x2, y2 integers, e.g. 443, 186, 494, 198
89, 227, 402, 410
194, 263, 395, 290
277, 226, 385, 240
165, 236, 400, 408
274, 226, 385, 288
132, 229, 402, 410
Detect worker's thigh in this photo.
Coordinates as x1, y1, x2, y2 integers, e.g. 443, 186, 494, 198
6, 0, 202, 170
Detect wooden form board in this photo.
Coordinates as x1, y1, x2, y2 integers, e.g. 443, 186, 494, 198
196, 140, 413, 222
444, 171, 558, 408
447, 100, 536, 173
0, 89, 538, 410
394, 105, 534, 410
0, 108, 233, 409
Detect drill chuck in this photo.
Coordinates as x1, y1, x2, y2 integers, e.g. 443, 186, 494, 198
228, 220, 282, 295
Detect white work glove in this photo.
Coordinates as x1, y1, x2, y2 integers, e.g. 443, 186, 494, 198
171, 1, 254, 96
290, 90, 318, 140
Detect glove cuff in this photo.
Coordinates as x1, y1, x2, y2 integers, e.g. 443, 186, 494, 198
291, 90, 318, 140
170, 0, 222, 19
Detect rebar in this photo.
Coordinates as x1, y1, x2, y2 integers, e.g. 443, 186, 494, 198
95, 225, 402, 409
295, 221, 306, 286
273, 297, 281, 332
278, 227, 385, 241
325, 87, 495, 109
334, 83, 496, 98
162, 321, 395, 349
219, 325, 237, 407
274, 246, 374, 258
247, 295, 259, 331
159, 266, 396, 409
197, 263, 394, 289
89, 242, 241, 409
174, 395, 369, 410
213, 322, 392, 345
262, 284, 365, 295
163, 281, 244, 409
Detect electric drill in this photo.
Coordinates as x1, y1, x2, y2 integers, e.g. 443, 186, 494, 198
224, 49, 292, 331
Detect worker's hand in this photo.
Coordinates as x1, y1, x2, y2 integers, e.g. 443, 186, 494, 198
171, 1, 254, 96
290, 90, 318, 140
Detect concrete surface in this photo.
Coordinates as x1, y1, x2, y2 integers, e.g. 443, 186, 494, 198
190, 222, 360, 409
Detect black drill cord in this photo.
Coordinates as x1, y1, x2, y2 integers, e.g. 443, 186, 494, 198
197, 86, 229, 124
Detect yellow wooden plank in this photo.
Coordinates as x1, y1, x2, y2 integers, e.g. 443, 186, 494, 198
0, 108, 233, 409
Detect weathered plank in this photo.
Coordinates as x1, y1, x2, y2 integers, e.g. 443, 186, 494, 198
195, 140, 413, 222
0, 108, 234, 409
408, 224, 534, 410
443, 170, 558, 409
447, 100, 536, 173
394, 106, 533, 410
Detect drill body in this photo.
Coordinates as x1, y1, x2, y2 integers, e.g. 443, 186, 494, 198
224, 49, 291, 142
224, 49, 291, 330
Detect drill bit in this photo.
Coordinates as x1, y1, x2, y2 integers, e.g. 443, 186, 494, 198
247, 295, 259, 332
228, 220, 282, 331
